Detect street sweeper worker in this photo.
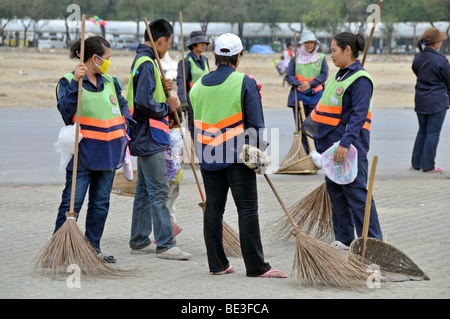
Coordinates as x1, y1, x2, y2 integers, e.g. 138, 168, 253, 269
188, 33, 287, 278
286, 31, 329, 153
177, 30, 210, 114
125, 18, 191, 260
410, 27, 449, 173
301, 32, 383, 250
55, 36, 133, 263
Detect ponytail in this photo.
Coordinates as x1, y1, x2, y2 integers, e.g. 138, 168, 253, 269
333, 32, 366, 59
69, 36, 111, 61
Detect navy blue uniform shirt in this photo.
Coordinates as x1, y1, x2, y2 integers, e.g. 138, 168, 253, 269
316, 60, 373, 157
412, 47, 450, 114
128, 44, 172, 156
176, 51, 209, 103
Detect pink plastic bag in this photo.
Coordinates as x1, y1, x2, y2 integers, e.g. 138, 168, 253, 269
321, 141, 358, 185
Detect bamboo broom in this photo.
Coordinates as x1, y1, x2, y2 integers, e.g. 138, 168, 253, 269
276, 32, 309, 172
277, 0, 383, 240
145, 16, 241, 258
264, 174, 367, 288
34, 15, 124, 279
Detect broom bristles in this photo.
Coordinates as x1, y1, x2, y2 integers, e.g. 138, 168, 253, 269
276, 183, 333, 241
280, 132, 308, 168
292, 229, 368, 288
34, 219, 127, 279
222, 221, 242, 258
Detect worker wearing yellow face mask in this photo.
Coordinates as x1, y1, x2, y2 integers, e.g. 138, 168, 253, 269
55, 36, 133, 263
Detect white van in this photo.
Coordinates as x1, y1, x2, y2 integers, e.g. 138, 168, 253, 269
38, 35, 65, 50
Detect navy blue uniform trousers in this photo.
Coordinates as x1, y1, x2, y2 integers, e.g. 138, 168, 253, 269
325, 155, 382, 246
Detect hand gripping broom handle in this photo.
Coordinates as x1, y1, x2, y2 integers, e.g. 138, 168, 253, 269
362, 155, 378, 258
361, 0, 383, 67
68, 14, 86, 217
144, 17, 206, 203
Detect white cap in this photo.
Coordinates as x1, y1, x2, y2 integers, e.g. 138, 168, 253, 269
214, 33, 243, 56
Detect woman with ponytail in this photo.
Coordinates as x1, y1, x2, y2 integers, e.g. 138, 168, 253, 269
55, 36, 133, 262
411, 28, 449, 173
301, 32, 382, 250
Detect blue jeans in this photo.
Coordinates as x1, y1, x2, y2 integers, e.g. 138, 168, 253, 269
129, 151, 174, 252
55, 161, 115, 252
201, 163, 271, 276
325, 155, 383, 246
411, 108, 447, 171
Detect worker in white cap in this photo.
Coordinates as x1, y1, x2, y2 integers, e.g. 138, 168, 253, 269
285, 30, 329, 153
188, 33, 288, 279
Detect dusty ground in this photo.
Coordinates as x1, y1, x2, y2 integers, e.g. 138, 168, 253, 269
0, 47, 429, 109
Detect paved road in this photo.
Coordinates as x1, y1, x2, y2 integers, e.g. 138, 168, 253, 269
1, 107, 449, 185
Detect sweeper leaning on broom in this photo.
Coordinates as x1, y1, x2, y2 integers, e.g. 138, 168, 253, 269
55, 36, 133, 262
188, 33, 287, 278
301, 32, 383, 250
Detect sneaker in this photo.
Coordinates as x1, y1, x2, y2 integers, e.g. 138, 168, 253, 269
424, 167, 443, 173
157, 246, 192, 260
131, 244, 156, 254
98, 252, 117, 263
331, 241, 350, 250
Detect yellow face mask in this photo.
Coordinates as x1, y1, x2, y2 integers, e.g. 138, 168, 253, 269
95, 55, 111, 74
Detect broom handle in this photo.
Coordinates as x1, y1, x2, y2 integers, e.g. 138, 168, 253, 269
69, 14, 86, 215
299, 100, 313, 152
362, 155, 378, 258
264, 174, 298, 228
293, 32, 299, 132
144, 17, 206, 203
179, 11, 200, 195
362, 0, 383, 67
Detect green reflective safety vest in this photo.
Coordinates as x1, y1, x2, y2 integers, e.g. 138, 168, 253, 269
301, 70, 373, 140
188, 56, 209, 88
295, 53, 325, 93
57, 72, 127, 170
125, 55, 170, 145
189, 71, 245, 171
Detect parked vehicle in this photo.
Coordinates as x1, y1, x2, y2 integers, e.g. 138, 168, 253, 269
114, 38, 137, 50
38, 35, 65, 50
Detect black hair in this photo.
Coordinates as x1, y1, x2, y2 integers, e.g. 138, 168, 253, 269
144, 19, 173, 42
169, 108, 183, 124
69, 36, 111, 61
215, 49, 243, 67
333, 32, 365, 59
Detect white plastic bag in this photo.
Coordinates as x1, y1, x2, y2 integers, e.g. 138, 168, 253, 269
54, 125, 83, 172
310, 150, 322, 169
321, 141, 358, 185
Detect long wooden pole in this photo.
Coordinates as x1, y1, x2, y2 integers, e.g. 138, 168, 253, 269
69, 14, 86, 216
361, 0, 383, 67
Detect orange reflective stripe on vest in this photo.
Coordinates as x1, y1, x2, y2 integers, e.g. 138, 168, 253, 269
149, 117, 169, 134
315, 102, 342, 115
194, 112, 243, 134
296, 75, 323, 93
74, 116, 125, 128
73, 116, 126, 141
310, 109, 341, 126
79, 129, 126, 141
197, 125, 244, 147
195, 112, 244, 147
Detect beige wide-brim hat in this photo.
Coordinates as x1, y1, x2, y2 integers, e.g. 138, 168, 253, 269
422, 27, 448, 45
